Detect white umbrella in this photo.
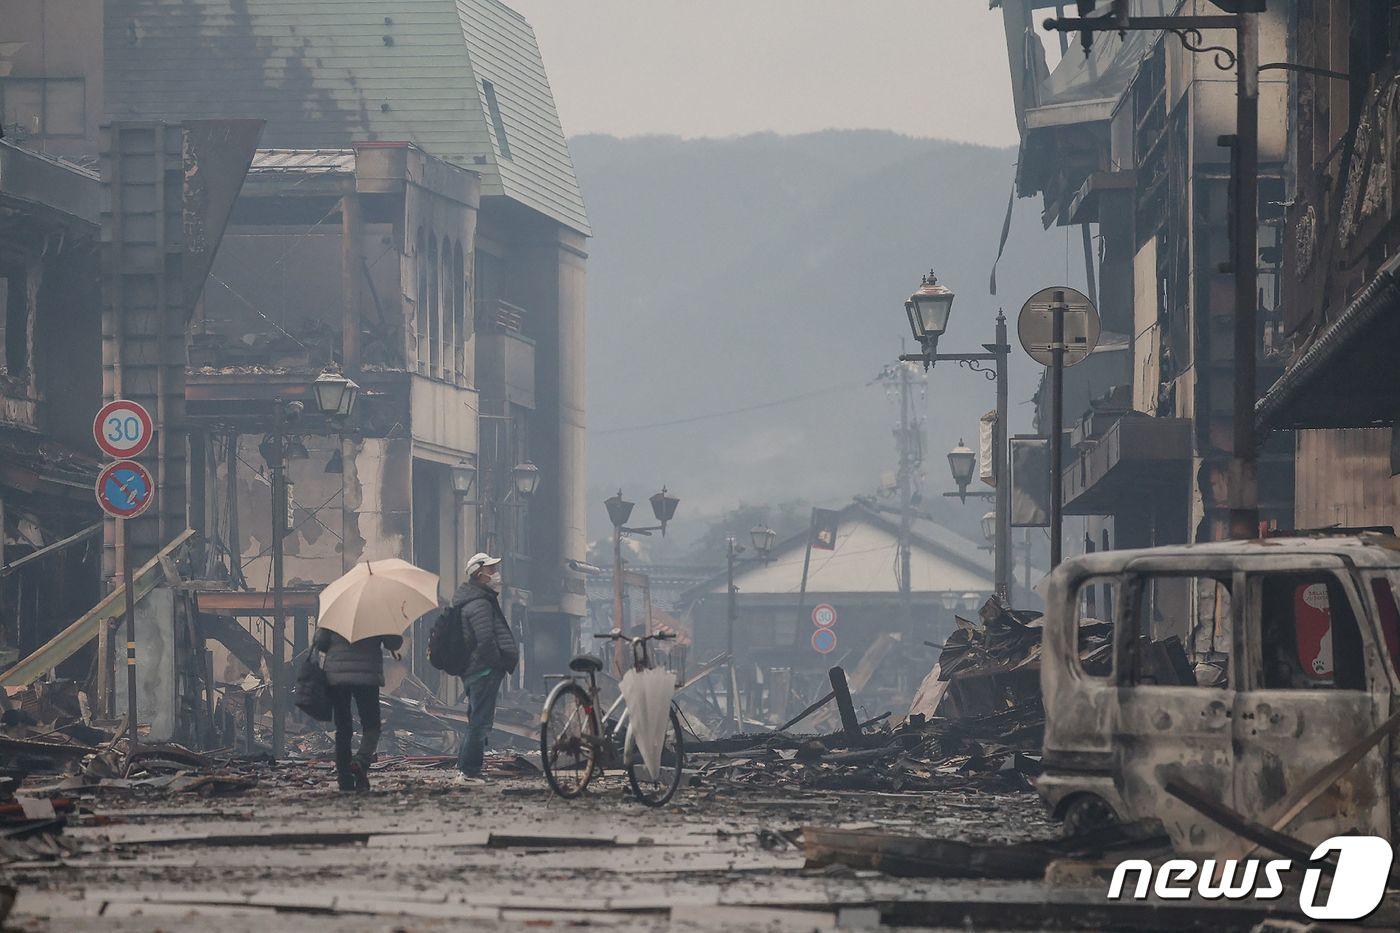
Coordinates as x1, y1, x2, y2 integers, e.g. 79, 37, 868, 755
316, 559, 440, 643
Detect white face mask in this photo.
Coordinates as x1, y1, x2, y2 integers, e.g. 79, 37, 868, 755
479, 572, 502, 592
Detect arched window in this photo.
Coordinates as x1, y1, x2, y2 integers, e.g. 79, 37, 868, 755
428, 233, 440, 376
415, 227, 428, 372
453, 241, 467, 380
441, 238, 455, 382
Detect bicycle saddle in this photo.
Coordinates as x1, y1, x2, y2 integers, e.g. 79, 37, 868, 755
569, 654, 604, 673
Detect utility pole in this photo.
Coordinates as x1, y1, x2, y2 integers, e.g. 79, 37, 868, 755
896, 362, 914, 629
725, 536, 743, 730
1046, 2, 1263, 542
1229, 12, 1260, 539
992, 312, 1011, 601
270, 398, 288, 759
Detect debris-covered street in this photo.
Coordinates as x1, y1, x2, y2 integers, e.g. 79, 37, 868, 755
10, 1, 1400, 930
4, 758, 1065, 930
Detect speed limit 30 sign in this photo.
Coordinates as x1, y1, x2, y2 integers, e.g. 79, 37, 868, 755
94, 399, 153, 459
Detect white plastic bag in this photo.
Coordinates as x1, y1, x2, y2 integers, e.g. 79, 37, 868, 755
620, 667, 675, 782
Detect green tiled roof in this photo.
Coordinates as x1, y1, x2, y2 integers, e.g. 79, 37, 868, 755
106, 0, 589, 234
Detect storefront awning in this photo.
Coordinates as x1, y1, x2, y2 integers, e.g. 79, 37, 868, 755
1257, 252, 1400, 430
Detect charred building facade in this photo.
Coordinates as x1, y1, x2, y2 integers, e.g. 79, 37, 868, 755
998, 0, 1295, 563
0, 0, 588, 726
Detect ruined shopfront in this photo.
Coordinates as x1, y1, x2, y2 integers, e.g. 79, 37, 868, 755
0, 139, 103, 673
1258, 2, 1400, 532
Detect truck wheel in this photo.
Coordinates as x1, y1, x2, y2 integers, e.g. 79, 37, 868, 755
1062, 794, 1118, 836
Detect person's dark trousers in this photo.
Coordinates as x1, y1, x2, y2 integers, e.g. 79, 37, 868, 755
457, 670, 505, 775
329, 684, 382, 780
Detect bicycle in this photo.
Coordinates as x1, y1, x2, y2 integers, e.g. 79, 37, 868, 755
539, 631, 686, 805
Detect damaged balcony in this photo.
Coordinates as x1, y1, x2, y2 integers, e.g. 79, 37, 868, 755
1061, 413, 1192, 548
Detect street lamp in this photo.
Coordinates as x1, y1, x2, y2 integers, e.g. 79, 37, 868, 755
947, 440, 976, 501
512, 460, 540, 499
604, 487, 680, 670
451, 460, 477, 498
898, 269, 1011, 604
750, 525, 777, 563
648, 487, 680, 536
981, 510, 997, 544
604, 490, 635, 529
905, 271, 955, 360
312, 366, 360, 417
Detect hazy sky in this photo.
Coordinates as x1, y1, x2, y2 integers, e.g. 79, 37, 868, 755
507, 0, 1020, 145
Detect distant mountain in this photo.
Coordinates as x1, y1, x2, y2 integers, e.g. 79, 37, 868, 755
571, 130, 1090, 551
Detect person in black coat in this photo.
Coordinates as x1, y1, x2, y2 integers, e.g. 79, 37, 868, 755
312, 627, 403, 791
452, 552, 519, 778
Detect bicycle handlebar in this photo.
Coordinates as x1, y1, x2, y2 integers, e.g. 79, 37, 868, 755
593, 630, 677, 642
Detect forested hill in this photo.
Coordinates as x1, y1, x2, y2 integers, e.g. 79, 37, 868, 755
571, 130, 1089, 544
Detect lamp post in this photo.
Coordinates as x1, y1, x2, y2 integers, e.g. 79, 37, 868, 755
268, 367, 359, 758
725, 537, 745, 664
604, 487, 679, 673
899, 272, 1011, 603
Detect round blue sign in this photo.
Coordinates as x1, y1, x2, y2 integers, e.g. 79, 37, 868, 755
811, 627, 837, 655
96, 460, 155, 519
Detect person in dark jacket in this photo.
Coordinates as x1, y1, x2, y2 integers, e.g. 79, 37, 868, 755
451, 552, 519, 778
312, 627, 403, 791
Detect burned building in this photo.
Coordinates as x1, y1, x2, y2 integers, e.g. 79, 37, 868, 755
996, 0, 1295, 555
97, 0, 590, 693
1257, 3, 1400, 531
0, 136, 103, 674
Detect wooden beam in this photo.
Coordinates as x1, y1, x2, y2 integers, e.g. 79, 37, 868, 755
194, 590, 321, 615
0, 523, 101, 577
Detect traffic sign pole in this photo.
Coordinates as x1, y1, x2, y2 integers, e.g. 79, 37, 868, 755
122, 519, 137, 753
93, 400, 153, 753
1050, 291, 1065, 569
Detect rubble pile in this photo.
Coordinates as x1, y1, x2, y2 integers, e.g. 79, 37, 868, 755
687, 600, 1114, 795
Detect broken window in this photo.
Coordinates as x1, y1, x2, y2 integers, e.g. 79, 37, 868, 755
1369, 576, 1400, 675
428, 234, 440, 376
0, 266, 29, 375
441, 237, 455, 381
454, 242, 467, 380
416, 227, 428, 373
1128, 575, 1230, 689
1072, 575, 1116, 679
0, 77, 84, 138
1256, 573, 1366, 692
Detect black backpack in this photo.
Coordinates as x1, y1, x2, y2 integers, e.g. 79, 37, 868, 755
426, 603, 475, 675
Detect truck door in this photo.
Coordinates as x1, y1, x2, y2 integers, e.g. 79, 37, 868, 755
1234, 564, 1392, 843
1114, 569, 1238, 852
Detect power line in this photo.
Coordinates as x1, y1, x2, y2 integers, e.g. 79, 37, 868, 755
594, 379, 869, 436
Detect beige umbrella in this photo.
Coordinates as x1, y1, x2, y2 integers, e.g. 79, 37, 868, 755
316, 559, 440, 643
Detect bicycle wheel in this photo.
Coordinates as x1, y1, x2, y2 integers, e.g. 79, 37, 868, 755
540, 682, 600, 799
626, 705, 685, 806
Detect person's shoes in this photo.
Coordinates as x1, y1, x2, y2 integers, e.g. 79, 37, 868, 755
453, 771, 486, 786
350, 760, 370, 792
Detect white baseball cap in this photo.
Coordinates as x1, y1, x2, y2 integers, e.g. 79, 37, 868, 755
465, 552, 503, 577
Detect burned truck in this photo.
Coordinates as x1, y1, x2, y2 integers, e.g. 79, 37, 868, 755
1039, 534, 1400, 853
